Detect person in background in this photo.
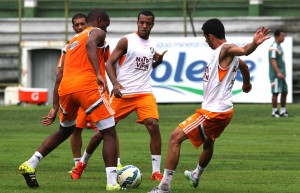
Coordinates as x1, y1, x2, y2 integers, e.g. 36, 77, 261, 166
269, 29, 289, 118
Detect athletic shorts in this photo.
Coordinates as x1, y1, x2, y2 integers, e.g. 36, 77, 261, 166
179, 108, 233, 149
59, 88, 115, 129
76, 107, 96, 129
270, 78, 288, 93
110, 93, 159, 124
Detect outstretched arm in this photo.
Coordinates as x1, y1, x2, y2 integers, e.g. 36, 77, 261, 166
227, 27, 271, 56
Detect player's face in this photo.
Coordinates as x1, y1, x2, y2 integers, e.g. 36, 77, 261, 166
137, 14, 154, 40
204, 34, 213, 49
72, 17, 87, 34
278, 32, 286, 43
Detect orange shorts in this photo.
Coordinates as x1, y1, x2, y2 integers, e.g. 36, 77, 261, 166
59, 89, 114, 127
110, 93, 159, 124
76, 107, 96, 129
179, 108, 233, 149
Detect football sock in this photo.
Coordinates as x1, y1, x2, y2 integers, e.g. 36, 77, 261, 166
28, 151, 44, 169
151, 155, 161, 173
73, 157, 81, 166
106, 167, 118, 186
272, 108, 278, 114
117, 158, 121, 166
159, 169, 174, 190
280, 107, 286, 114
80, 150, 92, 164
192, 165, 205, 179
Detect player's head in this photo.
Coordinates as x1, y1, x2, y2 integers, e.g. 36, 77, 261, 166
274, 29, 285, 44
87, 8, 110, 32
201, 18, 225, 49
72, 13, 87, 33
202, 18, 225, 39
137, 10, 155, 40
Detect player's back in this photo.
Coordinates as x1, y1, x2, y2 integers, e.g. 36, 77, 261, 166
59, 27, 106, 96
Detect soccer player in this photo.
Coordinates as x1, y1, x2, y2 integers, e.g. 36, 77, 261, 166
71, 10, 167, 181
269, 29, 289, 117
149, 18, 270, 193
18, 8, 121, 191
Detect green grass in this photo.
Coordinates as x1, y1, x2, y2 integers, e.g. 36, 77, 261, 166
0, 103, 299, 193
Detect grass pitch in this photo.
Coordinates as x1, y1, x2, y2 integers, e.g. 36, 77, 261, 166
0, 103, 299, 193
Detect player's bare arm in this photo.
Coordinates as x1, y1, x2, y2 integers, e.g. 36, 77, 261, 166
41, 58, 64, 126
86, 28, 107, 92
152, 50, 167, 68
226, 27, 271, 57
106, 37, 127, 98
238, 59, 252, 93
270, 58, 284, 79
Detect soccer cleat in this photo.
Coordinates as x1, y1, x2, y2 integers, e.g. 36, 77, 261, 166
117, 164, 123, 171
18, 161, 39, 188
151, 172, 163, 181
106, 183, 124, 191
280, 111, 289, 117
272, 110, 280, 118
71, 161, 86, 179
184, 170, 199, 188
148, 187, 172, 193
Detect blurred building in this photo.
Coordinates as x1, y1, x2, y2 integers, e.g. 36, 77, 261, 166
0, 0, 299, 104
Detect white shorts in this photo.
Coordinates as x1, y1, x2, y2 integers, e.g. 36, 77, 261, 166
94, 115, 115, 130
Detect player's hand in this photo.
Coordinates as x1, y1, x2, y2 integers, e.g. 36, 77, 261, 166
111, 82, 124, 98
41, 108, 57, 126
277, 72, 284, 79
153, 50, 167, 64
96, 74, 108, 94
253, 27, 271, 46
242, 83, 252, 93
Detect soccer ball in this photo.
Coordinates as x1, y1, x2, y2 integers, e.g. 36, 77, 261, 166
117, 165, 142, 189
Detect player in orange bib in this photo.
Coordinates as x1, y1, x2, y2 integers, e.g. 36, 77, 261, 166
149, 19, 270, 193
18, 8, 121, 191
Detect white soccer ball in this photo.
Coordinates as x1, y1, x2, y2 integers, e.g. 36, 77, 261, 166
117, 165, 142, 189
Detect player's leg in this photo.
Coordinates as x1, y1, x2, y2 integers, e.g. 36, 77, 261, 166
137, 94, 162, 180
279, 80, 288, 116
149, 126, 187, 193
70, 127, 83, 164
19, 94, 77, 188
271, 78, 280, 117
184, 137, 214, 188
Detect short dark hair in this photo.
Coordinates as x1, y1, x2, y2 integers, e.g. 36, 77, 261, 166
87, 8, 109, 23
274, 29, 285, 37
72, 13, 87, 25
201, 18, 225, 39
137, 10, 155, 22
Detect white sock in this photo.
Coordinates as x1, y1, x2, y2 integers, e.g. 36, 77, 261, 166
73, 157, 81, 166
80, 150, 92, 164
192, 165, 205, 179
272, 108, 278, 114
117, 158, 121, 166
280, 107, 286, 114
159, 169, 174, 190
28, 151, 43, 169
151, 155, 161, 174
106, 167, 118, 186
